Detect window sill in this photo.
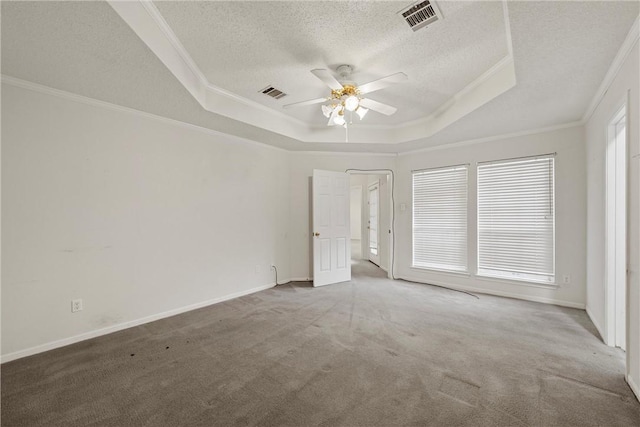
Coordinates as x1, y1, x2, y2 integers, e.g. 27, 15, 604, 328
475, 274, 559, 290
408, 267, 559, 290
410, 266, 470, 277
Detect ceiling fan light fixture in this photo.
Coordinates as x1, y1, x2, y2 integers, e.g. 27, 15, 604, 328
285, 66, 405, 132
344, 95, 359, 111
321, 104, 333, 118
356, 107, 369, 120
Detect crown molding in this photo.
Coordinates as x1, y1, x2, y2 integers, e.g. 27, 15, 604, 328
5, 75, 584, 157
398, 55, 515, 131
108, 0, 206, 106
137, 0, 208, 88
106, 0, 515, 145
106, 0, 312, 139
398, 121, 583, 156
137, 0, 308, 125
582, 14, 639, 123
292, 150, 397, 157
1, 75, 290, 153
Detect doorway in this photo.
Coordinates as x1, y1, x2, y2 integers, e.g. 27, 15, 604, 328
368, 181, 380, 266
606, 103, 627, 351
348, 171, 394, 279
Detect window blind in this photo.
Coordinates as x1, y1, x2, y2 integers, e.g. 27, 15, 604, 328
412, 165, 468, 272
477, 156, 555, 284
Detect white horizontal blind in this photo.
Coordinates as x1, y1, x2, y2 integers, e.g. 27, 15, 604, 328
477, 156, 555, 283
413, 165, 468, 272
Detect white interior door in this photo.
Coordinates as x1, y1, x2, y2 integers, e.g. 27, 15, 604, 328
606, 106, 627, 351
313, 170, 351, 287
368, 182, 380, 266
614, 117, 627, 350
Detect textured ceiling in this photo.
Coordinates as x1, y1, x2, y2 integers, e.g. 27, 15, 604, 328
1, 1, 639, 153
396, 0, 640, 152
153, 0, 508, 126
0, 1, 304, 151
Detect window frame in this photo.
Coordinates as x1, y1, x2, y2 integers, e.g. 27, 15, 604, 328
412, 164, 469, 274
476, 154, 556, 285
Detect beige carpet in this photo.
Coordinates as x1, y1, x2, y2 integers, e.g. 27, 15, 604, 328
2, 261, 639, 426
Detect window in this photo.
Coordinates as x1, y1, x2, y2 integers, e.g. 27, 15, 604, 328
477, 155, 555, 284
412, 165, 468, 272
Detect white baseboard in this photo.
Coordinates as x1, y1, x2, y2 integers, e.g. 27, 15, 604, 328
289, 277, 311, 282
585, 306, 606, 342
1, 283, 275, 364
627, 374, 640, 402
397, 274, 585, 309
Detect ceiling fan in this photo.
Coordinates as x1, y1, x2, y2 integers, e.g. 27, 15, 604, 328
283, 65, 408, 127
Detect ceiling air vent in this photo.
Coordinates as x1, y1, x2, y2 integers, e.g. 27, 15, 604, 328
398, 0, 442, 32
260, 85, 287, 100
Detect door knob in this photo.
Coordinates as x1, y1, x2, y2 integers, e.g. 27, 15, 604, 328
314, 232, 320, 237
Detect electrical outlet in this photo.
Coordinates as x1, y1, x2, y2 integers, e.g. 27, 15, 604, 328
255, 264, 261, 274
71, 299, 83, 313
562, 275, 571, 284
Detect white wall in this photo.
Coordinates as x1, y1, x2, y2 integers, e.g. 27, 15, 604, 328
288, 153, 396, 280
1, 84, 290, 360
0, 84, 589, 361
585, 37, 639, 397
349, 185, 362, 240
395, 125, 587, 308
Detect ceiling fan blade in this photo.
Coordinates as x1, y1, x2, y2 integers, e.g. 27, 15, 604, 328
358, 72, 408, 95
311, 69, 343, 91
283, 97, 327, 109
359, 98, 398, 116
